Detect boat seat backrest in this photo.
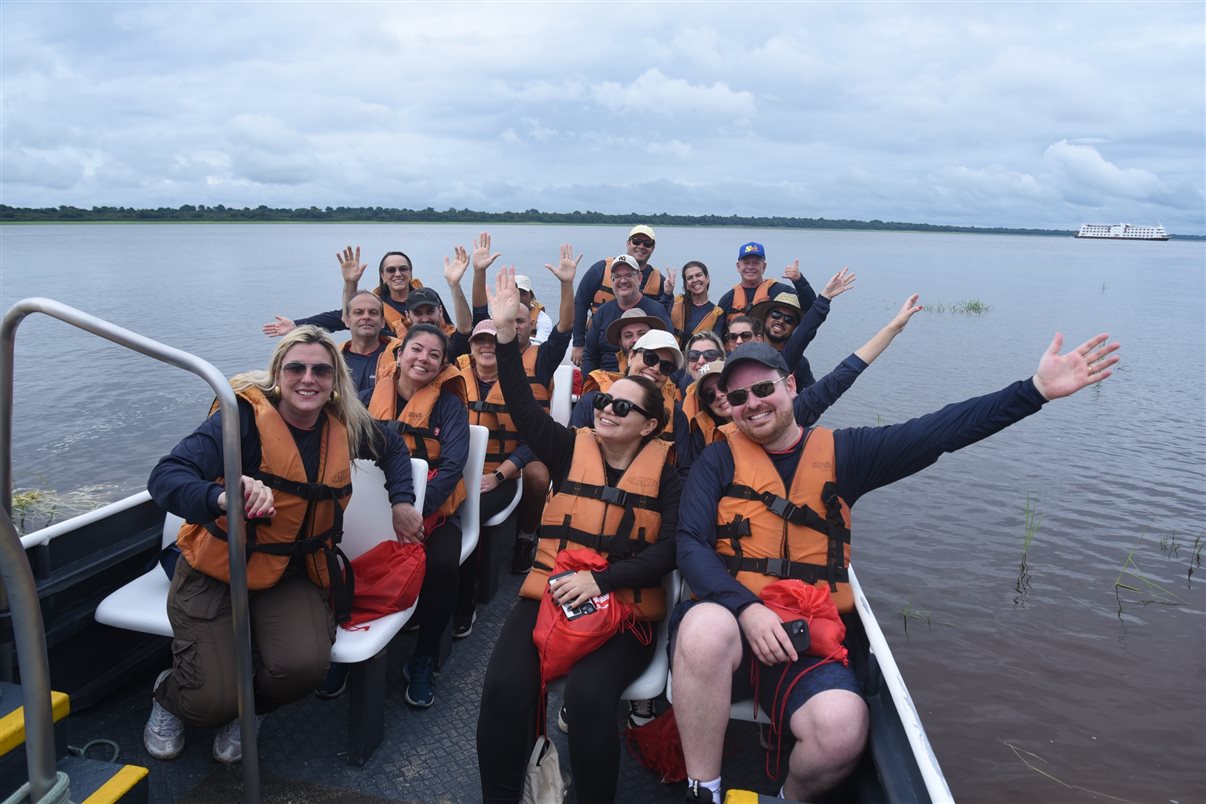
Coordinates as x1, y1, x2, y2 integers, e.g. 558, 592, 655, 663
551, 364, 574, 426
457, 425, 489, 565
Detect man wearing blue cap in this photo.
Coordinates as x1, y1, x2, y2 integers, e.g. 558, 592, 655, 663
672, 330, 1120, 803
716, 242, 816, 329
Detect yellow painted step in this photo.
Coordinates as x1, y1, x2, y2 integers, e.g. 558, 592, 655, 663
0, 689, 70, 756
81, 764, 149, 804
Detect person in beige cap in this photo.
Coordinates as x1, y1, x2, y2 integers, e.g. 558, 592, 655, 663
603, 307, 671, 373
571, 224, 670, 366
749, 268, 857, 388
513, 274, 553, 344
580, 252, 673, 374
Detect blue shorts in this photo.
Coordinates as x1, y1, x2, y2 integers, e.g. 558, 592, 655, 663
668, 599, 862, 725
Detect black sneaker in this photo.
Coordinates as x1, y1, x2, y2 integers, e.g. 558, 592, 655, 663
315, 662, 350, 700
511, 537, 535, 575
685, 781, 714, 803
628, 698, 655, 728
452, 609, 477, 640
556, 703, 569, 734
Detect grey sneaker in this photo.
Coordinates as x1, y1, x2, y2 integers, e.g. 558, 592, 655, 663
212, 714, 265, 764
144, 670, 185, 760
556, 704, 569, 734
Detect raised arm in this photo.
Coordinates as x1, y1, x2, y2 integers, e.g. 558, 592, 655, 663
544, 242, 582, 334
338, 245, 368, 312
783, 259, 817, 309
443, 245, 473, 335
471, 231, 501, 310
854, 294, 922, 365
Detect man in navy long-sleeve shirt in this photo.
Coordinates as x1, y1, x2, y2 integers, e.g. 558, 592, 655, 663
673, 333, 1120, 803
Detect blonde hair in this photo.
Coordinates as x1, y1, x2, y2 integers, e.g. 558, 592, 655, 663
230, 325, 381, 459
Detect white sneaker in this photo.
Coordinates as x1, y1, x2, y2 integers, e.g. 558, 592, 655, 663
212, 713, 265, 764
143, 670, 185, 760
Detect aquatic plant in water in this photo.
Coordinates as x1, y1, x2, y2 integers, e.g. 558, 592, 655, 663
10, 487, 107, 535
1013, 494, 1042, 606
1114, 526, 1185, 615
922, 299, 991, 315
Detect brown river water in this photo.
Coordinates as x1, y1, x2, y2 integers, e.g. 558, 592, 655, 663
3, 223, 1203, 802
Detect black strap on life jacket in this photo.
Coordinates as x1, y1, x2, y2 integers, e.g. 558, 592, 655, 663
385, 421, 436, 462
719, 482, 851, 592
202, 473, 356, 623
719, 553, 849, 586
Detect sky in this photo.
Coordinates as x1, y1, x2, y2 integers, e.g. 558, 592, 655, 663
2, 1, 1203, 234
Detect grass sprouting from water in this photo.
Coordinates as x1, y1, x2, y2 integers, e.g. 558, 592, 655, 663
1002, 741, 1141, 803
10, 487, 107, 535
1114, 525, 1185, 616
924, 299, 992, 315
1014, 494, 1042, 606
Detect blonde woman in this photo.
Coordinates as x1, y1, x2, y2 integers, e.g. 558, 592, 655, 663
143, 326, 420, 764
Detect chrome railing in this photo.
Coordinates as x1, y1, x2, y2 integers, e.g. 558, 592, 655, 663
0, 298, 261, 803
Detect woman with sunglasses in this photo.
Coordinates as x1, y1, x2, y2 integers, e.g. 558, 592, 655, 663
477, 268, 681, 804
679, 296, 927, 473
668, 260, 725, 348
722, 315, 764, 354
142, 326, 421, 764
365, 323, 470, 710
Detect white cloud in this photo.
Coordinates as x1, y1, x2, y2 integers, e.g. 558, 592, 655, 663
592, 69, 756, 119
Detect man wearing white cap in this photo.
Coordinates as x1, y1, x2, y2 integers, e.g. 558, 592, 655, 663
571, 224, 669, 366
514, 274, 553, 345
581, 253, 673, 374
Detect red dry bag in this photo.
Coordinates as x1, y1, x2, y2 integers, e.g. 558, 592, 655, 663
343, 540, 425, 630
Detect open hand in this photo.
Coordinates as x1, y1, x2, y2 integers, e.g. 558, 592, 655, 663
338, 246, 367, 285
1032, 332, 1120, 401
473, 232, 501, 273
262, 315, 295, 338
544, 243, 582, 284
487, 266, 522, 338
821, 267, 856, 300
889, 294, 923, 333
444, 245, 470, 286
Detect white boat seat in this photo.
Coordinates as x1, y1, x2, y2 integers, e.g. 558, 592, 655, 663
457, 425, 489, 565
550, 364, 574, 427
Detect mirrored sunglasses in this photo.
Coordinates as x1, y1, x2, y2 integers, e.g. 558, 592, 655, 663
724, 375, 788, 406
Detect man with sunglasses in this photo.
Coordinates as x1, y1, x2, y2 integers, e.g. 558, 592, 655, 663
748, 267, 857, 388
581, 254, 673, 374
571, 225, 670, 366
672, 331, 1121, 804
716, 242, 817, 329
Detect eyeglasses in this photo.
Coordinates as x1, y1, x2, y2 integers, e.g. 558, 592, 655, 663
383, 265, 411, 275
629, 237, 655, 248
592, 392, 652, 419
687, 348, 722, 363
699, 386, 726, 406
767, 309, 798, 326
724, 376, 788, 406
282, 361, 336, 380
612, 271, 637, 283
635, 349, 677, 376
724, 331, 756, 344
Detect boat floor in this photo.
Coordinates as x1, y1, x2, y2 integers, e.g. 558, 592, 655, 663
66, 572, 783, 803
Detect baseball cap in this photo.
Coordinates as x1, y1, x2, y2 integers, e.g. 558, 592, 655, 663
750, 292, 802, 322
628, 225, 656, 241
470, 319, 498, 340
514, 275, 534, 292
611, 254, 640, 273
605, 308, 669, 347
718, 342, 789, 390
407, 287, 441, 311
630, 330, 684, 371
737, 242, 766, 260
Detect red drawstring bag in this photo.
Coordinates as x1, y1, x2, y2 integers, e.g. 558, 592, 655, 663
755, 579, 849, 778
531, 548, 650, 733
342, 540, 426, 630
624, 706, 687, 783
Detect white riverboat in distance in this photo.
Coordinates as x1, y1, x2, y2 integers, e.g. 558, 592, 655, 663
1076, 223, 1170, 240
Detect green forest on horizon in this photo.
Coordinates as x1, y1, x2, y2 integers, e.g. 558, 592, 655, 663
2, 204, 1199, 239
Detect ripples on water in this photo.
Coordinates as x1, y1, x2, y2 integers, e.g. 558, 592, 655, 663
2, 224, 1203, 800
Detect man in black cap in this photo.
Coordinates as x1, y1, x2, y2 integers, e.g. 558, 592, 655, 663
672, 331, 1120, 803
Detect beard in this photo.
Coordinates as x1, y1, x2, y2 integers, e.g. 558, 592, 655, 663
735, 403, 796, 446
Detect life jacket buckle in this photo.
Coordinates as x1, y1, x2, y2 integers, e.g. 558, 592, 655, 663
765, 558, 790, 578
599, 486, 628, 506
762, 493, 798, 521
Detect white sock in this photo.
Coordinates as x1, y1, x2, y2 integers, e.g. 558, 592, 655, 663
778, 784, 787, 799
689, 777, 721, 798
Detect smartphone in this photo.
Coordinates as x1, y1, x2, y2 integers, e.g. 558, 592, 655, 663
783, 619, 810, 655
549, 571, 598, 620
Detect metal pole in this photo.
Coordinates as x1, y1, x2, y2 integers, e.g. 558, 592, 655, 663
1, 298, 261, 803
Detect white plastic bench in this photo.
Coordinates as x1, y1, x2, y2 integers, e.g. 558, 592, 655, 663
95, 457, 428, 765
551, 364, 575, 426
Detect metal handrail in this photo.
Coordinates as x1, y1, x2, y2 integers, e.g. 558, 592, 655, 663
0, 297, 261, 803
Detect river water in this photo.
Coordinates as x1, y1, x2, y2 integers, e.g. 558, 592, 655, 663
2, 223, 1203, 801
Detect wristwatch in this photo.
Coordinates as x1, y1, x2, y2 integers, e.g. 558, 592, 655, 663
493, 470, 506, 483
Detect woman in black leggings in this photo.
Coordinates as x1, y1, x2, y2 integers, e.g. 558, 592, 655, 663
477, 260, 680, 803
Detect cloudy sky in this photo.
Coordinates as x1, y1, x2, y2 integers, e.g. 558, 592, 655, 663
3, 2, 1203, 233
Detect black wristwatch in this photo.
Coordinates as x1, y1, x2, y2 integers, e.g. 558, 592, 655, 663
493, 470, 506, 483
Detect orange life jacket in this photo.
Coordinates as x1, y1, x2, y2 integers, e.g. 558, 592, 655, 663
341, 335, 402, 390
455, 346, 550, 473
529, 299, 546, 323
175, 386, 353, 599
520, 428, 671, 620
372, 281, 423, 336
580, 370, 679, 446
367, 363, 468, 517
590, 258, 666, 313
670, 295, 724, 347
681, 381, 724, 448
715, 426, 853, 612
724, 279, 777, 324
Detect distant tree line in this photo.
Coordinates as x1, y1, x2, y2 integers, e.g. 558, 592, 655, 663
2, 204, 1196, 239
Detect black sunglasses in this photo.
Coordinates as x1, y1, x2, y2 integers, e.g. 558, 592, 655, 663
767, 309, 798, 326
383, 265, 411, 275
687, 348, 722, 363
724, 376, 788, 406
635, 349, 677, 375
723, 331, 756, 344
592, 392, 652, 419
282, 361, 336, 380
699, 386, 725, 406
629, 237, 655, 248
